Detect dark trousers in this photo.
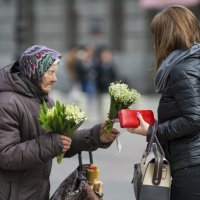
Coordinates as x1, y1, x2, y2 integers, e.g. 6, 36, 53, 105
171, 165, 200, 200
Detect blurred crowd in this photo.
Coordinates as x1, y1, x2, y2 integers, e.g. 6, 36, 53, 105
64, 44, 119, 121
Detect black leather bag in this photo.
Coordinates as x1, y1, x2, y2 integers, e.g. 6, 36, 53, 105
50, 152, 103, 200
132, 125, 171, 200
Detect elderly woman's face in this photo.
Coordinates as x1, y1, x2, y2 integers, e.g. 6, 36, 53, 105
40, 64, 58, 93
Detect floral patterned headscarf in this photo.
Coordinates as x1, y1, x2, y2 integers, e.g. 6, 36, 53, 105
19, 45, 62, 85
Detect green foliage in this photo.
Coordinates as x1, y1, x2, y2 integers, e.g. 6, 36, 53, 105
103, 82, 140, 136
38, 100, 87, 164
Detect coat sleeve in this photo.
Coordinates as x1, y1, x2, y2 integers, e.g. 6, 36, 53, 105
64, 124, 112, 158
156, 64, 200, 141
0, 102, 63, 170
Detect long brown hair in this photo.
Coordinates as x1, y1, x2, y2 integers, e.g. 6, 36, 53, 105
151, 5, 200, 71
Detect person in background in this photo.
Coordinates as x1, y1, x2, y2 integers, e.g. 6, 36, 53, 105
65, 46, 78, 82
64, 46, 80, 103
0, 45, 119, 200
76, 45, 97, 116
76, 45, 96, 97
94, 47, 117, 120
127, 5, 200, 200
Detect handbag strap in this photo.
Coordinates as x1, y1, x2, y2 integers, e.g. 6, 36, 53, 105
154, 135, 165, 156
145, 124, 156, 154
145, 124, 166, 185
152, 143, 164, 185
78, 151, 94, 168
146, 123, 165, 156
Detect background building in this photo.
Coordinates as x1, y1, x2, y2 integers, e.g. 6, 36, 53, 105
0, 0, 199, 94
0, 1, 200, 199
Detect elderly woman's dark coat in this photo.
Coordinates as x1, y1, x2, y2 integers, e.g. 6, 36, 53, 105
0, 62, 109, 200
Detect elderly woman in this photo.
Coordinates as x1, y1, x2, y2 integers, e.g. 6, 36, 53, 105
0, 45, 119, 200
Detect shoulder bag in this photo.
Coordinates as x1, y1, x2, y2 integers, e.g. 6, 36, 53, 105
132, 124, 171, 200
50, 151, 103, 200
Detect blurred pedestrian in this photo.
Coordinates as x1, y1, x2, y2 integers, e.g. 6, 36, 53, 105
65, 46, 78, 83
0, 45, 119, 200
127, 5, 200, 200
94, 47, 117, 120
76, 45, 97, 116
64, 46, 81, 104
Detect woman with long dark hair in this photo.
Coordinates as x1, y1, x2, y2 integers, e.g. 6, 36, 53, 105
128, 5, 200, 200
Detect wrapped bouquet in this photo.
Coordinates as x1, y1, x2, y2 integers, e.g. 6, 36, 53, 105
103, 82, 140, 136
38, 101, 87, 164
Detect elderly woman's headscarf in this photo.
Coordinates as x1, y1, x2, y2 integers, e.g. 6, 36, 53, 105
19, 45, 62, 85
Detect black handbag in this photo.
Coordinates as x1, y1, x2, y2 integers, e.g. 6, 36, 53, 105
132, 125, 171, 200
50, 151, 103, 200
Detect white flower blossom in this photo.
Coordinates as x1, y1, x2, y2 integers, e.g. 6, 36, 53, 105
109, 82, 140, 104
46, 107, 55, 117
39, 100, 87, 164
65, 104, 87, 124
102, 81, 140, 136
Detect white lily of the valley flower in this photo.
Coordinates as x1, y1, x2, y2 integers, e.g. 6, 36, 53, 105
109, 82, 140, 104
65, 104, 87, 124
103, 82, 140, 137
38, 101, 87, 164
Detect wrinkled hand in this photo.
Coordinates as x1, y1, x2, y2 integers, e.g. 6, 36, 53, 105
127, 112, 149, 136
60, 135, 72, 152
100, 123, 120, 143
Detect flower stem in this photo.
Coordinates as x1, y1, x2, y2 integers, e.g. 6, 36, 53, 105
102, 119, 114, 136
57, 152, 65, 164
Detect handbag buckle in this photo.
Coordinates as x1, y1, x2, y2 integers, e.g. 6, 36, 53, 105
162, 166, 167, 179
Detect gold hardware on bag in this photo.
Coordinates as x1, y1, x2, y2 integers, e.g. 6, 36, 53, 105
162, 166, 167, 179
154, 179, 159, 184
86, 164, 103, 195
93, 181, 103, 195
86, 164, 99, 185
162, 165, 167, 179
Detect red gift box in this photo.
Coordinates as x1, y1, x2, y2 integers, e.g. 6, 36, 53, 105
118, 109, 155, 128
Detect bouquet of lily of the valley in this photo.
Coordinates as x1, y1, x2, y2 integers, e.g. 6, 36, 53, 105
103, 82, 140, 136
38, 100, 87, 164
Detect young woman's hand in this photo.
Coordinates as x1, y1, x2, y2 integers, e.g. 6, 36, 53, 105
127, 112, 149, 136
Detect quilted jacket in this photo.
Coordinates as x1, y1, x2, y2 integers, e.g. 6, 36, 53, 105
148, 51, 200, 172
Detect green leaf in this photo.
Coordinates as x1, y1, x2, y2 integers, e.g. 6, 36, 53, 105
57, 152, 64, 164
38, 100, 87, 164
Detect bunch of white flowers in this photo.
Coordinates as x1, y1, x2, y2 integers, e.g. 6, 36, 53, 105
109, 82, 140, 105
39, 101, 87, 163
65, 104, 87, 124
103, 81, 140, 136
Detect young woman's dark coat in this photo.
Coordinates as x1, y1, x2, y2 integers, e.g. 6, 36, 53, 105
148, 52, 200, 172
